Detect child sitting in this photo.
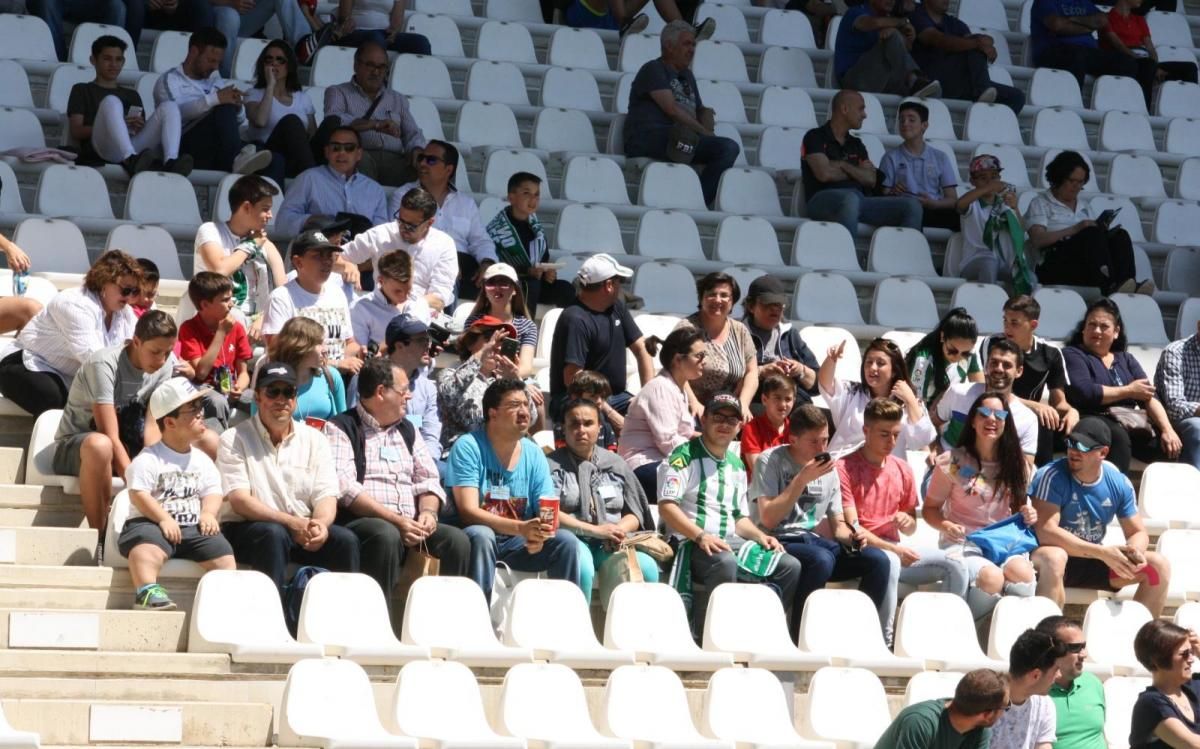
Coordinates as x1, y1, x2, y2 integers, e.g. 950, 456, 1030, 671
741, 374, 797, 476
177, 272, 252, 428
131, 258, 159, 317
553, 370, 619, 452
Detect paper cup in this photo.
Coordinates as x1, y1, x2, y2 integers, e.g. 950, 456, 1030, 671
538, 497, 560, 532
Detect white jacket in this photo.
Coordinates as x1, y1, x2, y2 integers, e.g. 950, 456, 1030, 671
153, 65, 241, 130
341, 223, 459, 307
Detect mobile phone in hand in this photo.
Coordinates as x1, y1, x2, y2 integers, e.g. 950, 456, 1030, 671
815, 452, 832, 464
499, 336, 520, 360
128, 106, 143, 119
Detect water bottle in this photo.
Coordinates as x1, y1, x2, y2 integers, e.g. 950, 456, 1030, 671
12, 270, 26, 297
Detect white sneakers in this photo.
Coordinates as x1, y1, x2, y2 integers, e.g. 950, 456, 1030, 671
232, 144, 272, 175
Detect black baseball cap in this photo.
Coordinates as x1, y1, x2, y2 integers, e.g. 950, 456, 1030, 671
256, 362, 297, 390
288, 229, 343, 260
704, 391, 742, 416
747, 275, 788, 306
1068, 416, 1112, 450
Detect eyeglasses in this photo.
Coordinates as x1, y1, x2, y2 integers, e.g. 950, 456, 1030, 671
262, 55, 288, 64
263, 385, 297, 400
327, 142, 358, 153
420, 154, 446, 165
389, 385, 410, 396
709, 412, 742, 426
1066, 439, 1098, 453
357, 61, 387, 71
397, 217, 429, 233
118, 285, 139, 298
1064, 641, 1087, 654
687, 351, 707, 362
500, 400, 529, 411
977, 405, 1009, 421
174, 404, 204, 420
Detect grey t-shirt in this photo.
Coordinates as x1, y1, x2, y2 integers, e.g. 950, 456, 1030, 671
56, 344, 174, 442
623, 58, 703, 151
747, 444, 842, 538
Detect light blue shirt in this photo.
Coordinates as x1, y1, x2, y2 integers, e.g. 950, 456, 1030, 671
446, 429, 556, 528
879, 142, 958, 200
1031, 458, 1136, 544
276, 165, 389, 238
407, 371, 442, 462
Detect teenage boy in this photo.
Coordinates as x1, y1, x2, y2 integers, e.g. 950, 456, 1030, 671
879, 101, 960, 230
350, 249, 432, 350
178, 272, 252, 428
984, 295, 1080, 466
121, 378, 236, 610
68, 35, 190, 177
486, 171, 574, 311
740, 374, 796, 476
988, 628, 1065, 749
385, 314, 443, 470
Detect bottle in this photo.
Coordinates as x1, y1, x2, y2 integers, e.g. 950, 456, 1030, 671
12, 270, 27, 297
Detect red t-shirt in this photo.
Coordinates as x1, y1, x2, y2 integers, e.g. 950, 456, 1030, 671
740, 414, 789, 476
1102, 10, 1150, 50
837, 450, 917, 543
177, 315, 252, 386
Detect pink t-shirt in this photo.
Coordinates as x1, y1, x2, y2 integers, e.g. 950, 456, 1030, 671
925, 448, 1027, 540
837, 450, 917, 542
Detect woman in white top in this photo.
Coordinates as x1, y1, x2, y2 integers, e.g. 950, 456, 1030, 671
818, 337, 936, 457
244, 41, 316, 179
334, 0, 432, 55
0, 250, 143, 417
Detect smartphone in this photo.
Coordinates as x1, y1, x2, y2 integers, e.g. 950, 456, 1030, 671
815, 452, 832, 464
127, 106, 143, 119
499, 336, 520, 359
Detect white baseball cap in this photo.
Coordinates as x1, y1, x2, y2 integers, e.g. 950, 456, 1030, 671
482, 262, 519, 284
149, 377, 211, 420
576, 253, 633, 285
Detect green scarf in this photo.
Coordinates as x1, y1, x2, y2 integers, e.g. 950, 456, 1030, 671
485, 208, 545, 271
980, 199, 1036, 295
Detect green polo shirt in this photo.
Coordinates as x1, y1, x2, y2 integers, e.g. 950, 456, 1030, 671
1048, 672, 1106, 749
875, 700, 989, 749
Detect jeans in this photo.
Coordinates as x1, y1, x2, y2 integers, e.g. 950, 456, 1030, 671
633, 462, 661, 504
213, 0, 307, 77
781, 535, 892, 640
956, 549, 1035, 621
92, 95, 182, 164
840, 32, 919, 96
461, 524, 582, 603
221, 519, 361, 598
576, 537, 660, 605
1178, 417, 1200, 471
180, 104, 243, 172
338, 28, 432, 56
625, 131, 740, 208
959, 253, 1013, 286
880, 545, 968, 646
806, 187, 922, 238
924, 48, 1025, 114
28, 0, 123, 61
124, 0, 216, 46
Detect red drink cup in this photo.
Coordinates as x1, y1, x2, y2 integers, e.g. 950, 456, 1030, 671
538, 497, 560, 532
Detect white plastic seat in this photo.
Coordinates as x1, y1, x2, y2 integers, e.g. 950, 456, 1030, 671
148, 30, 190, 73
296, 572, 427, 664
0, 13, 56, 63
794, 273, 866, 326
406, 95, 444, 142
393, 660, 523, 748
1087, 195, 1143, 240
601, 665, 732, 749
1177, 156, 1200, 200
635, 210, 705, 262
546, 26, 609, 71
46, 63, 93, 117
758, 86, 817, 128
1164, 247, 1200, 295
562, 158, 630, 207
1149, 530, 1200, 607
1109, 293, 1169, 346
799, 588, 923, 676
702, 668, 831, 749
799, 325, 862, 383
1105, 675, 1152, 749
499, 663, 628, 748
69, 23, 137, 70
618, 33, 659, 74
503, 579, 635, 668
1177, 601, 1200, 630
35, 165, 112, 219
714, 216, 782, 266
532, 307, 562, 368
757, 126, 805, 170
975, 144, 1030, 187
1178, 298, 1200, 340
792, 221, 860, 270
1156, 81, 1200, 118
225, 37, 268, 82
464, 60, 529, 106
188, 570, 323, 663
25, 410, 73, 490
639, 162, 706, 210
958, 0, 1009, 31
531, 107, 597, 154
986, 596, 1064, 659
856, 91, 889, 136
758, 48, 817, 89
212, 173, 282, 225
696, 3, 750, 42
904, 671, 966, 705
280, 658, 415, 749
714, 168, 781, 216
631, 261, 700, 316
400, 576, 532, 667
1139, 464, 1200, 531
0, 107, 44, 151
13, 218, 90, 277
950, 283, 1008, 335
1099, 110, 1157, 152
389, 55, 454, 100
1146, 10, 1194, 49
692, 40, 749, 83
1152, 200, 1200, 245
475, 21, 537, 65
801, 667, 892, 748
964, 102, 1023, 146
540, 66, 603, 112
703, 583, 830, 670
106, 224, 185, 282
1029, 68, 1083, 108
867, 227, 937, 277
0, 61, 33, 108
698, 79, 747, 124
309, 45, 356, 87
894, 592, 1008, 671
482, 149, 549, 197
1106, 154, 1166, 199
1032, 108, 1091, 150
604, 583, 733, 671
1164, 117, 1200, 157
555, 203, 626, 253
413, 0, 473, 14
456, 101, 523, 149
1083, 599, 1153, 676
484, 0, 541, 22
125, 171, 202, 226
406, 13, 465, 57
0, 161, 25, 217
1092, 75, 1148, 115
759, 8, 818, 49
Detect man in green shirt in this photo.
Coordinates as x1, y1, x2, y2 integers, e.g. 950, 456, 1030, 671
876, 668, 1009, 748
1036, 615, 1107, 749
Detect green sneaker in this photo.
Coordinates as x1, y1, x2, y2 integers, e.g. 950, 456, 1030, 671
133, 584, 177, 611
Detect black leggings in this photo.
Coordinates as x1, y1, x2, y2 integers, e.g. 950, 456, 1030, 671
1092, 413, 1161, 474
0, 350, 68, 417
1036, 226, 1137, 296
264, 113, 317, 179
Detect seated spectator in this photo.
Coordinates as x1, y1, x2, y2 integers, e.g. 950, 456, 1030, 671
69, 35, 190, 177
125, 0, 216, 49
934, 339, 1040, 462
548, 254, 654, 421
673, 272, 759, 421
211, 1, 307, 80
841, 398, 968, 646
276, 127, 388, 238
1103, 0, 1198, 108
131, 259, 160, 319
1156, 316, 1200, 472
955, 155, 1034, 289
548, 397, 659, 606
1031, 417, 1171, 617
0, 251, 142, 417
802, 90, 922, 237
121, 378, 235, 610
447, 378, 581, 601
178, 272, 252, 429
990, 628, 1066, 749
1036, 615, 1107, 749
659, 392, 800, 637
1031, 0, 1141, 98
486, 172, 574, 312
834, 0, 941, 97
879, 101, 960, 230
620, 328, 704, 499
925, 391, 1037, 621
1026, 151, 1149, 296
332, 0, 432, 55
0, 233, 42, 337
875, 669, 1009, 748
338, 188, 457, 312
219, 361, 360, 597
384, 314, 443, 473
324, 41, 426, 187
741, 374, 795, 476
55, 311, 194, 533
189, 174, 287, 339
1063, 298, 1180, 473
1130, 620, 1200, 748
27, 0, 122, 61
553, 370, 620, 454
326, 358, 469, 623
464, 264, 538, 379
751, 404, 892, 640
984, 295, 1079, 466
742, 275, 819, 405
260, 317, 346, 424
244, 41, 316, 181
565, 0, 715, 38
910, 0, 1026, 113
819, 337, 936, 456
622, 20, 740, 208
906, 308, 984, 409
350, 249, 431, 350
438, 317, 527, 456
153, 27, 273, 175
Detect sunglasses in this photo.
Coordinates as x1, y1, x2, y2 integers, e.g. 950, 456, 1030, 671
977, 405, 1009, 421
420, 154, 446, 165
262, 385, 297, 400
262, 55, 288, 64
1066, 439, 1099, 453
1064, 641, 1086, 654
327, 142, 358, 153
398, 217, 428, 233
118, 285, 139, 297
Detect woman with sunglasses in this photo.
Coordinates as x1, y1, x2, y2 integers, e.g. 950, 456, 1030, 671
673, 272, 759, 422
244, 41, 316, 179
255, 317, 345, 423
905, 307, 985, 409
923, 391, 1037, 620
1130, 620, 1200, 748
463, 264, 537, 379
819, 337, 936, 456
0, 250, 142, 417
1063, 297, 1180, 473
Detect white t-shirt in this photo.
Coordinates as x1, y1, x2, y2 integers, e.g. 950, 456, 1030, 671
988, 694, 1056, 749
125, 442, 223, 524
264, 278, 354, 361
821, 377, 939, 457
936, 382, 1039, 455
243, 88, 315, 143
192, 221, 271, 320
349, 0, 393, 30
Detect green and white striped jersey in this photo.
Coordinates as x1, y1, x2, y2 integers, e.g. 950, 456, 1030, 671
656, 437, 749, 542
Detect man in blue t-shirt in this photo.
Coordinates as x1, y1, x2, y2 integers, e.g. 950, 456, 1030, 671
446, 378, 582, 601
833, 0, 941, 97
1029, 417, 1171, 616
910, 0, 1025, 114
1030, 0, 1140, 95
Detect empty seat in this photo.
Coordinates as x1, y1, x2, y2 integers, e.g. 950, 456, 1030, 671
45, 63, 93, 115
1083, 599, 1153, 676
562, 157, 631, 205
894, 592, 1008, 671
546, 26, 609, 71
69, 23, 137, 70
1138, 464, 1200, 531
1178, 297, 1200, 340
188, 570, 324, 663
1092, 75, 1148, 115
393, 660, 523, 748
35, 165, 112, 219
503, 579, 635, 668
801, 667, 893, 747
499, 663, 627, 748
631, 261, 701, 316
715, 168, 781, 216
0, 60, 33, 108
0, 162, 25, 217
456, 101, 523, 149
792, 221, 860, 270
1105, 676, 1153, 749
618, 33, 659, 73
639, 162, 706, 210
125, 171, 202, 226
799, 588, 924, 676
1164, 247, 1200, 295
1177, 157, 1200, 200
1152, 200, 1200, 245
1147, 10, 1194, 49
0, 13, 56, 62
758, 48, 817, 88
714, 216, 782, 266
389, 54, 454, 99
406, 13, 466, 57
604, 583, 733, 670
1149, 530, 1200, 608
106, 225, 185, 282
1032, 107, 1091, 150
280, 658, 415, 748
531, 107, 597, 154
1164, 117, 1200, 158
964, 102, 1023, 146
296, 572, 427, 665
475, 20, 537, 65
1029, 68, 1083, 108
413, 0, 473, 14
539, 66, 603, 111
13, 218, 90, 277
400, 576, 532, 667
1110, 293, 1169, 346
0, 106, 44, 151
757, 126, 805, 170
482, 149, 549, 197
1106, 154, 1166, 199
759, 8, 818, 48
1156, 81, 1200, 118
555, 203, 626, 253
231, 37, 269, 82
601, 665, 731, 748
794, 273, 866, 326
758, 86, 818, 128
1099, 110, 1157, 152
484, 0, 541, 21
696, 3, 751, 42
799, 325, 863, 383
1177, 601, 1200, 630
635, 210, 705, 262
986, 595, 1064, 659
867, 227, 937, 277
950, 283, 1008, 335
703, 583, 830, 670
464, 60, 529, 106
698, 79, 747, 124
692, 40, 749, 83
702, 668, 830, 749
309, 45, 356, 87
905, 671, 966, 705
958, 0, 1009, 30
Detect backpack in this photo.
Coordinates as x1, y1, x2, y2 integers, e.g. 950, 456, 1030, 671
328, 408, 417, 483
283, 564, 327, 636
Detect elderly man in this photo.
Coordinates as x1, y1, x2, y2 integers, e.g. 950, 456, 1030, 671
834, 0, 941, 97
1155, 318, 1200, 471
324, 41, 427, 187
911, 0, 1026, 113
623, 20, 740, 208
275, 126, 388, 238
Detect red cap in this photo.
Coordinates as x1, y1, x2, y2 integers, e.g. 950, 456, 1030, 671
469, 315, 519, 340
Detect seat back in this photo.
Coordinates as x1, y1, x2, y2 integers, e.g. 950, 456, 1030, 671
1164, 117, 1200, 158
867, 227, 936, 276
126, 171, 203, 225
759, 8, 818, 48
1108, 153, 1167, 199
757, 126, 805, 170
618, 33, 659, 73
546, 26, 609, 71
1139, 464, 1200, 529
555, 203, 625, 253
904, 671, 965, 705
895, 592, 990, 661
46, 63, 93, 117
505, 579, 603, 651
1109, 293, 1169, 346
792, 221, 859, 270
1031, 108, 1090, 149
70, 23, 138, 70
400, 575, 504, 650
532, 107, 597, 153
1177, 602, 1200, 631
703, 583, 796, 654
0, 60, 33, 108
1082, 599, 1153, 671
0, 161, 25, 215
900, 96, 955, 140
482, 149, 549, 197
390, 54, 454, 99
639, 162, 706, 210
695, 2, 751, 42
958, 0, 1010, 30
309, 45, 356, 87
1157, 81, 1200, 118
793, 274, 864, 326
692, 39, 749, 83
464, 59, 529, 106
1154, 530, 1200, 607
758, 48, 816, 88
714, 216, 781, 266
280, 658, 392, 744
759, 86, 817, 128
635, 210, 705, 261
702, 667, 800, 742
393, 659, 495, 739
25, 409, 64, 488
296, 572, 397, 648
475, 20, 537, 64
950, 283, 1008, 335
0, 13, 56, 62
406, 13, 466, 57
1177, 157, 1200, 200
1099, 110, 1156, 152
539, 66, 603, 112
562, 156, 630, 204
698, 79, 747, 124
1153, 201, 1200, 246
604, 583, 696, 654
485, 0, 541, 21
976, 144, 1030, 187
715, 168, 780, 216
1164, 247, 1200, 295
188, 570, 299, 651
799, 588, 893, 658
13, 218, 89, 275
231, 38, 269, 82
106, 225, 185, 281
1087, 195, 1142, 239
1092, 74, 1148, 114
803, 667, 892, 745
36, 165, 112, 219
986, 596, 1063, 659
602, 665, 703, 741
871, 277, 938, 330
630, 262, 697, 315
1179, 298, 1200, 341
964, 102, 1023, 145
456, 101, 523, 148
500, 662, 601, 741
1104, 676, 1153, 749
1146, 10, 1194, 48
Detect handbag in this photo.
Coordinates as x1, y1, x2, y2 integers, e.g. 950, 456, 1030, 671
1106, 405, 1155, 441
393, 541, 439, 632
597, 546, 644, 608
965, 514, 1038, 566
622, 530, 674, 563
666, 122, 700, 164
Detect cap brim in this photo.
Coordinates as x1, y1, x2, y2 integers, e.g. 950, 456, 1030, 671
1067, 433, 1104, 449
756, 293, 789, 305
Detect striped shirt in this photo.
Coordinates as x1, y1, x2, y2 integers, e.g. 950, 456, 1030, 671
1155, 334, 1200, 424
324, 79, 426, 154
9, 287, 136, 381
657, 437, 749, 542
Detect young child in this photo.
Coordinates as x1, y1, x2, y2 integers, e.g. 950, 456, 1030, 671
121, 377, 235, 610
955, 154, 1034, 292
177, 272, 252, 428
553, 370, 619, 452
132, 258, 159, 317
741, 374, 796, 476
486, 171, 574, 311
350, 249, 432, 351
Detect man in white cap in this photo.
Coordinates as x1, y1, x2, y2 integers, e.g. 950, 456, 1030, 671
120, 377, 235, 611
547, 253, 654, 422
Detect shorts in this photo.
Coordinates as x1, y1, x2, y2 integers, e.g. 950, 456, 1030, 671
51, 432, 90, 476
1062, 556, 1116, 590
117, 518, 234, 562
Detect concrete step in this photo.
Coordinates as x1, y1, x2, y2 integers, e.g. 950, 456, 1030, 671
0, 485, 84, 528
0, 448, 25, 483
0, 649, 229, 678
0, 566, 201, 611
0, 526, 97, 566
0, 676, 285, 705
0, 608, 185, 652
2, 699, 272, 746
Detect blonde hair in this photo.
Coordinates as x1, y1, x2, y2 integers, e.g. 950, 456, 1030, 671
269, 317, 324, 369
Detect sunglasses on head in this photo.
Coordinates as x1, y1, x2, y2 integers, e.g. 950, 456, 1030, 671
1067, 439, 1099, 453
327, 142, 358, 153
263, 385, 297, 400
977, 405, 1009, 421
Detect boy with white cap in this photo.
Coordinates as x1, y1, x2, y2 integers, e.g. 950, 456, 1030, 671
120, 378, 235, 610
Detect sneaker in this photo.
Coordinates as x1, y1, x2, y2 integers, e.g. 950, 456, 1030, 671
120, 149, 156, 178
909, 77, 942, 99
94, 537, 105, 566
133, 583, 177, 611
693, 16, 717, 41
619, 12, 649, 37
232, 145, 272, 175
1115, 278, 1138, 294
1136, 278, 1157, 295
977, 86, 998, 104
164, 154, 194, 177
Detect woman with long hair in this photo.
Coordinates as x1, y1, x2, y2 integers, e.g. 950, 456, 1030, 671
1130, 620, 1200, 748
262, 317, 345, 422
464, 263, 537, 378
905, 307, 984, 408
244, 40, 316, 179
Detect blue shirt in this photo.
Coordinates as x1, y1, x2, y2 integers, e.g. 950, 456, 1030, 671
446, 429, 556, 526
275, 165, 389, 238
407, 371, 442, 462
1030, 458, 1136, 544
1031, 0, 1101, 63
834, 6, 882, 79
880, 143, 958, 200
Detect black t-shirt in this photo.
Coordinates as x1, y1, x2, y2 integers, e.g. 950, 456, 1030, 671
549, 300, 642, 399
623, 58, 703, 152
66, 82, 143, 164
1130, 678, 1200, 748
984, 335, 1067, 402
801, 122, 870, 198
910, 5, 973, 72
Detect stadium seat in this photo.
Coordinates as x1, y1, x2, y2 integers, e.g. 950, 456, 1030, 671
503, 579, 635, 668
393, 660, 523, 748
125, 171, 203, 226
456, 101, 523, 149
1031, 108, 1091, 150
1106, 154, 1166, 199
698, 79, 747, 124
1178, 297, 1200, 340
562, 156, 630, 205
539, 66, 604, 111
696, 3, 751, 42
213, 174, 283, 225
45, 63, 92, 115
309, 45, 356, 87
106, 225, 185, 283
1099, 110, 1157, 153
801, 667, 892, 747
482, 149, 549, 197
388, 55, 454, 99
702, 668, 831, 749
618, 33, 659, 73
714, 216, 782, 266
0, 161, 26, 216
1109, 293, 1170, 346
867, 227, 937, 277
904, 671, 965, 705
475, 21, 537, 65
601, 665, 731, 748
1156, 81, 1200, 118
555, 203, 626, 253
1177, 157, 1200, 200
976, 144, 1030, 187
758, 86, 818, 129
1092, 75, 1148, 115
894, 592, 1008, 671
102, 489, 198, 573
693, 40, 749, 83
147, 30, 189, 74
794, 273, 866, 326
1177, 601, 1200, 630
484, 0, 542, 23
632, 261, 702, 316
639, 162, 706, 210
0, 13, 57, 63
799, 324, 863, 382
759, 8, 818, 48
958, 0, 1009, 30
825, 14, 842, 50
950, 283, 1008, 335
986, 596, 1064, 660
406, 13, 466, 57
604, 583, 733, 670
406, 96, 444, 141
1087, 195, 1143, 240
188, 570, 323, 663
531, 107, 597, 154
703, 583, 830, 670
792, 221, 861, 271
1104, 676, 1152, 749
0, 61, 33, 108
532, 307, 561, 368
1150, 530, 1200, 607
279, 658, 415, 749
1146, 11, 1194, 49
1082, 599, 1153, 676
69, 23, 137, 71
13, 218, 90, 277
1163, 247, 1200, 294
798, 589, 924, 676
413, 0, 474, 16
1164, 117, 1200, 157
1152, 200, 1200, 245
757, 125, 806, 170
1139, 464, 1200, 532
400, 576, 532, 667
713, 123, 749, 167
715, 168, 782, 216
295, 572, 427, 665
964, 102, 1023, 146
25, 410, 83, 492
35, 165, 112, 220
635, 210, 705, 262
230, 37, 268, 82
546, 26, 609, 71
1029, 68, 1083, 108
758, 48, 818, 89
499, 663, 627, 748
464, 60, 529, 106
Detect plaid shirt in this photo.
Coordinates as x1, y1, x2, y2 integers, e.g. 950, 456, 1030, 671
1155, 335, 1200, 424
324, 78, 426, 154
325, 404, 445, 517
